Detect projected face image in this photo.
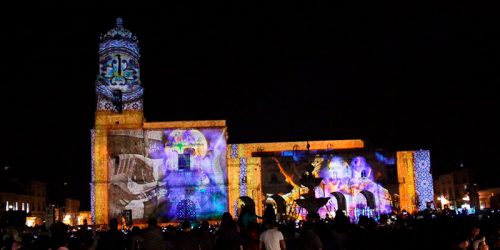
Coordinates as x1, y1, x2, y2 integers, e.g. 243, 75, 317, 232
108, 128, 227, 221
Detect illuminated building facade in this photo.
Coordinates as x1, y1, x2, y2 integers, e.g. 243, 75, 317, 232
397, 151, 434, 212
0, 178, 46, 218
228, 142, 424, 220
434, 168, 485, 212
91, 18, 434, 225
91, 18, 229, 225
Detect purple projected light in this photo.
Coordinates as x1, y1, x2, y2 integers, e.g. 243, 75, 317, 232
107, 128, 228, 221
306, 154, 392, 219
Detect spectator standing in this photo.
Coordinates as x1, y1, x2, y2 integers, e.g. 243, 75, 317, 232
96, 218, 125, 250
259, 221, 286, 250
215, 212, 243, 250
141, 218, 166, 250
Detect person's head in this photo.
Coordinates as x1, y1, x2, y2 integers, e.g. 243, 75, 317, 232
109, 218, 119, 230
379, 214, 389, 225
57, 238, 69, 248
302, 221, 315, 230
306, 212, 320, 222
264, 220, 279, 229
493, 236, 500, 249
239, 205, 248, 215
182, 220, 191, 231
473, 238, 488, 250
454, 233, 470, 249
335, 209, 346, 218
11, 241, 23, 250
221, 212, 233, 223
148, 217, 158, 228
201, 220, 210, 230
131, 226, 141, 235
458, 238, 470, 249
471, 226, 481, 238
271, 220, 279, 228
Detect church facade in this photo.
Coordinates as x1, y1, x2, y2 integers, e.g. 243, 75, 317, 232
91, 19, 434, 225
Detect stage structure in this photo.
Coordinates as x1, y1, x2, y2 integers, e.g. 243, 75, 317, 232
91, 18, 434, 225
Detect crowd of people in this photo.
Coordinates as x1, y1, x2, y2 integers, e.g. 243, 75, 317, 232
1, 206, 500, 250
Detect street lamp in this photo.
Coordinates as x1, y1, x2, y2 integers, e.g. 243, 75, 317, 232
437, 196, 448, 209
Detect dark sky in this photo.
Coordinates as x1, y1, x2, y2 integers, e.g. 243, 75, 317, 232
0, 4, 499, 209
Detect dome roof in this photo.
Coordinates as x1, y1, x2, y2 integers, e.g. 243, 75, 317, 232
101, 17, 136, 41
99, 17, 140, 57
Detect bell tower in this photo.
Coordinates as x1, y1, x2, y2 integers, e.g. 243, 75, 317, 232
92, 18, 144, 225
95, 17, 144, 126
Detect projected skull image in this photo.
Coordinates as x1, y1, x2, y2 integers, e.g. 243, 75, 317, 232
108, 128, 227, 221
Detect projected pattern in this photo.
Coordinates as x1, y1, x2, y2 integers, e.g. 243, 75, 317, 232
414, 150, 433, 210
107, 128, 227, 221
311, 154, 392, 219
96, 17, 143, 112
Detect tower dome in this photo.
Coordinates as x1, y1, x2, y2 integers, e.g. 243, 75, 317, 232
95, 17, 143, 113
98, 17, 140, 58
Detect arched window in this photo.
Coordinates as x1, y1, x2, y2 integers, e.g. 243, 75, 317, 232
178, 148, 195, 170
361, 170, 367, 178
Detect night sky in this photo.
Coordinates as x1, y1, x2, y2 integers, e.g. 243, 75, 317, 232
0, 4, 499, 209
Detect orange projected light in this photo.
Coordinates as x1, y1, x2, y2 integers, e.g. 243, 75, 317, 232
271, 157, 300, 189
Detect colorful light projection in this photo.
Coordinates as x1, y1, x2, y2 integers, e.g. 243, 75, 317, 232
396, 151, 434, 212
413, 150, 434, 210
227, 144, 263, 218
227, 140, 365, 218
414, 150, 434, 210
96, 17, 143, 112
310, 154, 392, 219
107, 128, 228, 221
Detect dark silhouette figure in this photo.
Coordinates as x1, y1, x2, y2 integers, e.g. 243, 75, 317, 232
50, 221, 69, 250
141, 217, 166, 250
262, 204, 277, 226
128, 226, 143, 250
198, 220, 215, 250
215, 212, 242, 250
96, 218, 126, 250
174, 220, 201, 250
297, 221, 323, 250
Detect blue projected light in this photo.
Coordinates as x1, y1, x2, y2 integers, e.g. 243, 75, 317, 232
107, 128, 228, 221
240, 158, 247, 196
375, 152, 396, 165
413, 150, 434, 210
95, 17, 143, 112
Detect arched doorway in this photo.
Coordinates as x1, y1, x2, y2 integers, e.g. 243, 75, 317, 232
361, 190, 376, 209
270, 194, 287, 216
331, 192, 347, 211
